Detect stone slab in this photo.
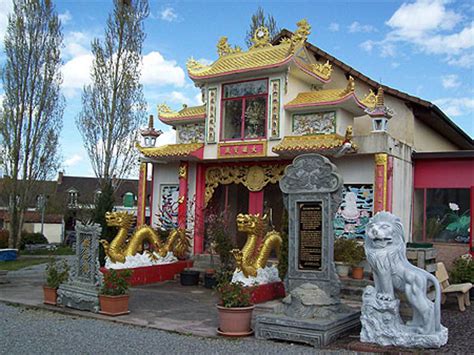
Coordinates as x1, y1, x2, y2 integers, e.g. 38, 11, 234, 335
57, 281, 100, 313
255, 310, 360, 348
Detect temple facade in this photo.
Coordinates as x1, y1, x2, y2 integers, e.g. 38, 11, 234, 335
136, 20, 473, 261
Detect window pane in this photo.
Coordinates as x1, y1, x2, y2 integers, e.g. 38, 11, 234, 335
425, 188, 470, 243
223, 79, 267, 98
244, 97, 266, 138
223, 99, 243, 139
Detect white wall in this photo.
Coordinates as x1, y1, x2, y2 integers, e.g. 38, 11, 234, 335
331, 155, 374, 184
33, 223, 63, 244
392, 156, 414, 240
151, 162, 180, 227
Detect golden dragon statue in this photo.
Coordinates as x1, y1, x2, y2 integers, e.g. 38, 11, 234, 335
100, 211, 190, 264
231, 213, 282, 278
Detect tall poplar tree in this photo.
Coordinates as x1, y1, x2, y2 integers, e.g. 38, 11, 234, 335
0, 0, 64, 248
76, 0, 149, 187
245, 7, 280, 48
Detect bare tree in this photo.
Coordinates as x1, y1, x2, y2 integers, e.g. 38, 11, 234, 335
245, 7, 280, 48
0, 0, 64, 248
76, 0, 149, 187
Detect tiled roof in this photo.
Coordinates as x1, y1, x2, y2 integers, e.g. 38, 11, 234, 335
272, 134, 348, 154
188, 43, 293, 79
137, 143, 203, 158
158, 105, 206, 124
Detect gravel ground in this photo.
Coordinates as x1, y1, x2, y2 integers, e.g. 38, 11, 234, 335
0, 303, 352, 355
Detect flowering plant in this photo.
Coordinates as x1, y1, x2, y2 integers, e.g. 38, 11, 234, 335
100, 269, 132, 296
445, 203, 470, 236
216, 279, 253, 308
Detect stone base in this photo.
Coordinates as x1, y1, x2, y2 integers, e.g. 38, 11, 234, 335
57, 282, 100, 313
255, 310, 360, 347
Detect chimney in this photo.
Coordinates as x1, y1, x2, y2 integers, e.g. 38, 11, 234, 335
58, 171, 63, 184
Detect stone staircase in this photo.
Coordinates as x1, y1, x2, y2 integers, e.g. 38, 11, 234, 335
191, 254, 221, 273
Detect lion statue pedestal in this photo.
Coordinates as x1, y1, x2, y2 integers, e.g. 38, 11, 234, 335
360, 212, 448, 348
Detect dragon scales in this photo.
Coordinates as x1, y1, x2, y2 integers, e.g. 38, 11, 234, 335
231, 213, 282, 277
100, 211, 190, 264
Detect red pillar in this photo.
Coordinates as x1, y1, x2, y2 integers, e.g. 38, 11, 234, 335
248, 191, 264, 215
470, 186, 473, 256
386, 156, 394, 212
178, 161, 188, 229
136, 162, 148, 226
193, 163, 206, 254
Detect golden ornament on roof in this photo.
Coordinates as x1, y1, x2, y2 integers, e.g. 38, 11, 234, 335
291, 19, 311, 47
341, 76, 355, 96
157, 103, 173, 114
186, 57, 207, 72
360, 89, 377, 109
250, 26, 272, 50
310, 60, 333, 81
216, 36, 242, 57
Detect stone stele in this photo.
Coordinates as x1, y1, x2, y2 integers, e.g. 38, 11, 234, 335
255, 154, 360, 347
360, 211, 448, 348
57, 222, 102, 313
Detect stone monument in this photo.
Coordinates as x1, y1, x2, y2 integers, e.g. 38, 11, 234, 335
361, 211, 448, 348
57, 222, 102, 312
255, 154, 360, 347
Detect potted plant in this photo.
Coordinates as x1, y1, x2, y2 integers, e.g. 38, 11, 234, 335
44, 259, 69, 305
334, 238, 365, 279
180, 268, 200, 286
450, 254, 474, 299
215, 274, 254, 337
99, 269, 132, 316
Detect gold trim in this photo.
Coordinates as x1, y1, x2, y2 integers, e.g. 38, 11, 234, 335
207, 88, 217, 143
374, 153, 388, 211
137, 143, 203, 158
204, 164, 286, 206
270, 79, 281, 138
273, 134, 346, 153
374, 153, 388, 165
217, 141, 267, 159
179, 163, 188, 179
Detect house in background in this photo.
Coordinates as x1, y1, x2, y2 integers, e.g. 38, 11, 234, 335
135, 20, 473, 267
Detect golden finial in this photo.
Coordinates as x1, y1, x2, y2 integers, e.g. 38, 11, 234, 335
157, 103, 172, 114
376, 87, 385, 107
292, 19, 311, 44
250, 26, 272, 50
217, 36, 241, 57
341, 76, 355, 96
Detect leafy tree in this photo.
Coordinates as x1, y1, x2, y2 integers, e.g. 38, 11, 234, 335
76, 0, 149, 188
0, 0, 64, 248
93, 180, 115, 266
245, 6, 280, 48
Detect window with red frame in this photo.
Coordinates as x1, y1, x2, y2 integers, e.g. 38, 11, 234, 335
221, 79, 268, 140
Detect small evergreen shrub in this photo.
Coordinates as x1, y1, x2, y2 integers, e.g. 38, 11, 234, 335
45, 259, 70, 288
334, 238, 365, 266
21, 232, 48, 249
450, 254, 474, 284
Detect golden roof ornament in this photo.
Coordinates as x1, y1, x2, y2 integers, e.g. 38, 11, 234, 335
376, 86, 385, 107
157, 103, 173, 114
250, 26, 272, 50
310, 60, 333, 81
341, 76, 355, 96
216, 36, 242, 57
361, 89, 377, 108
291, 19, 311, 47
186, 57, 207, 72
365, 86, 393, 118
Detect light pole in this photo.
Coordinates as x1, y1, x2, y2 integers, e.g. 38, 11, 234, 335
38, 194, 46, 235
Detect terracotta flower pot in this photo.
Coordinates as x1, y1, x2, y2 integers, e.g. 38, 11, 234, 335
216, 304, 255, 337
43, 286, 57, 305
99, 294, 130, 316
351, 266, 364, 279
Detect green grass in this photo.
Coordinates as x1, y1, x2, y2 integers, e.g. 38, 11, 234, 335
21, 246, 75, 256
0, 257, 50, 271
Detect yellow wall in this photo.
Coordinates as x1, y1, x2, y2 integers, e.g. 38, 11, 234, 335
413, 119, 459, 151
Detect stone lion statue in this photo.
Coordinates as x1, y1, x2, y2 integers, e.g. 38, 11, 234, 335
362, 212, 447, 347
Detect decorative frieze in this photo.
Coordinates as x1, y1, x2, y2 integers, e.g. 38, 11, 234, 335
206, 88, 217, 143
269, 79, 281, 139
177, 123, 205, 143
292, 111, 336, 135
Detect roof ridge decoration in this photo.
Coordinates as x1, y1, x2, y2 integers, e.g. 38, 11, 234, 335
365, 86, 394, 118
157, 103, 206, 124
341, 75, 355, 96
217, 36, 242, 57
310, 60, 333, 81
289, 19, 311, 53
250, 26, 272, 50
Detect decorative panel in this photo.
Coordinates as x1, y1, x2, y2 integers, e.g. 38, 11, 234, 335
206, 88, 217, 143
333, 184, 374, 239
269, 79, 281, 139
177, 123, 205, 143
217, 141, 267, 159
292, 111, 336, 135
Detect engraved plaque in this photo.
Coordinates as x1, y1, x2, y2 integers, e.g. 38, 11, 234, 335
298, 202, 322, 270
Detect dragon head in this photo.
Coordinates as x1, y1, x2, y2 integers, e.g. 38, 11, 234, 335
236, 213, 266, 235
105, 211, 135, 229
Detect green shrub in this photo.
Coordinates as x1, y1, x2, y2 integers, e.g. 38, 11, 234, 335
101, 269, 132, 296
334, 238, 365, 266
0, 230, 8, 248
20, 232, 48, 249
216, 279, 253, 308
45, 259, 70, 288
450, 254, 474, 284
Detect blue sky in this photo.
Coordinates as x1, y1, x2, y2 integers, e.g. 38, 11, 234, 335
0, 0, 473, 177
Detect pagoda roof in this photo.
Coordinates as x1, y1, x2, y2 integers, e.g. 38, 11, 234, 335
272, 133, 356, 156
137, 143, 204, 160
285, 76, 376, 115
157, 104, 206, 125
187, 20, 333, 83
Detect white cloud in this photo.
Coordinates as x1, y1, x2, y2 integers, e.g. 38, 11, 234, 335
348, 21, 377, 33
0, 0, 12, 44
160, 7, 178, 22
195, 92, 203, 106
141, 51, 186, 87
329, 23, 340, 32
64, 31, 91, 58
360, 40, 374, 52
391, 62, 400, 69
61, 54, 94, 97
367, 0, 473, 67
441, 74, 460, 89
59, 10, 72, 25
64, 154, 83, 167
433, 97, 474, 117
156, 129, 176, 146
